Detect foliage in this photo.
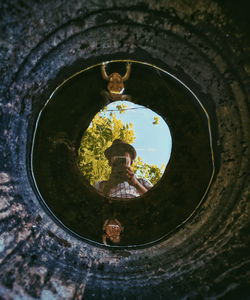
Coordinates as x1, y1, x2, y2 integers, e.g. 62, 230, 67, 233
132, 157, 165, 185
114, 103, 127, 114
153, 116, 160, 125
78, 104, 165, 186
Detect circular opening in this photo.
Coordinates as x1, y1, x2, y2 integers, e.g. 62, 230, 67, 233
31, 60, 214, 247
77, 100, 172, 200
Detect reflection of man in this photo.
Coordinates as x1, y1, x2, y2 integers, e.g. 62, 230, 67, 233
102, 218, 123, 245
94, 139, 153, 198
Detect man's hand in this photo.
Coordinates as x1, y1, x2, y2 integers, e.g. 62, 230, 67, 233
125, 167, 148, 195
126, 167, 139, 186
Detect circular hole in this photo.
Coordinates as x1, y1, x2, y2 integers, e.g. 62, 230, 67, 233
77, 100, 172, 199
31, 60, 214, 247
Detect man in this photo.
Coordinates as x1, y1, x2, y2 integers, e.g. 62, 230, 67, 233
94, 139, 153, 198
102, 218, 123, 245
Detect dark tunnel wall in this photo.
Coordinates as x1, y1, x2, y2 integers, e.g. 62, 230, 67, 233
0, 0, 249, 299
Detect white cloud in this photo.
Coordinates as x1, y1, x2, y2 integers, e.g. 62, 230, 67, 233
136, 148, 157, 152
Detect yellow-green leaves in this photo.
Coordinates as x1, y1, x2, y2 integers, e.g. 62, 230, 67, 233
153, 116, 160, 125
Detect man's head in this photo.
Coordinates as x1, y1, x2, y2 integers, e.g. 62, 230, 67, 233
103, 218, 123, 244
108, 73, 124, 95
104, 139, 136, 167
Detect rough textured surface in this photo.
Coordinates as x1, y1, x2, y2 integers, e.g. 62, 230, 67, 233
0, 0, 249, 299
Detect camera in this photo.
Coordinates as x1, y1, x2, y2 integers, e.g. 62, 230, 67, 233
111, 156, 129, 168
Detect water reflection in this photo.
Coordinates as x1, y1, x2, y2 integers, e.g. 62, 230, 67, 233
32, 60, 213, 246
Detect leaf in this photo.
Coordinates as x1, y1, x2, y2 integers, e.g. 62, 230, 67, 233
153, 116, 160, 125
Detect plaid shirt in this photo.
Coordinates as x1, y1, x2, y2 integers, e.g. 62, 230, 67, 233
94, 178, 153, 198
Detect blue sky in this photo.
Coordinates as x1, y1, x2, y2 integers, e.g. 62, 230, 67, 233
102, 101, 172, 168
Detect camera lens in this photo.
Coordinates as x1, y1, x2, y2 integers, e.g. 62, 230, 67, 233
112, 157, 127, 167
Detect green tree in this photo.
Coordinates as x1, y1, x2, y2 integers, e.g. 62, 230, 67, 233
132, 157, 165, 185
78, 105, 165, 186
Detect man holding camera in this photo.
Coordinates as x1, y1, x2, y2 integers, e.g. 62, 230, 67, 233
94, 139, 153, 198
